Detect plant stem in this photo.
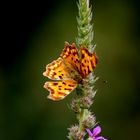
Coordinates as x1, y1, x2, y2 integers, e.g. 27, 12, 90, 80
68, 0, 96, 139
77, 0, 95, 135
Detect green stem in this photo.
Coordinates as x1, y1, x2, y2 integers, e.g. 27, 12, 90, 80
76, 0, 95, 138
79, 109, 86, 131
68, 0, 96, 139
78, 107, 89, 138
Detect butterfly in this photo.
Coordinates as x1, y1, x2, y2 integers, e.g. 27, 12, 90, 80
43, 42, 98, 101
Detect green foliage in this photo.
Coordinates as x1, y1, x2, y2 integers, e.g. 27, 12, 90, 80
76, 0, 94, 52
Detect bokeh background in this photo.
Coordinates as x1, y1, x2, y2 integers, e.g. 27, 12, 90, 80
1, 0, 140, 140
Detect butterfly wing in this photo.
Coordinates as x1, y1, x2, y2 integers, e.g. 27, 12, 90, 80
43, 57, 72, 80
43, 56, 78, 101
80, 47, 98, 78
60, 42, 81, 72
44, 80, 77, 101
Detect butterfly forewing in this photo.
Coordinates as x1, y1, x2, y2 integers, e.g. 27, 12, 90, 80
61, 42, 81, 73
80, 47, 98, 78
44, 80, 77, 101
43, 58, 72, 80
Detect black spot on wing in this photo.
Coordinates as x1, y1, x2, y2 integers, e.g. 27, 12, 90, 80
82, 54, 85, 59
64, 88, 72, 91
84, 69, 86, 74
53, 83, 58, 85
68, 51, 71, 55
73, 52, 77, 56
62, 82, 66, 85
76, 58, 79, 63
81, 63, 84, 67
59, 76, 62, 79
68, 84, 73, 87
87, 65, 91, 73
53, 72, 56, 76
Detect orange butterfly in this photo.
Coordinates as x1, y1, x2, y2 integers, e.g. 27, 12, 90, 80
43, 42, 98, 101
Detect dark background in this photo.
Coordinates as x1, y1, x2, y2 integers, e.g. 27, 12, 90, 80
1, 0, 140, 140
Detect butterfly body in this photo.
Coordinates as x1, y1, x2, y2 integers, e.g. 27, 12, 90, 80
62, 58, 83, 83
43, 42, 98, 101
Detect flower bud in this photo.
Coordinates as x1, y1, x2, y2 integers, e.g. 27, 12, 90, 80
82, 111, 96, 128
71, 99, 81, 113
80, 96, 93, 108
68, 125, 85, 140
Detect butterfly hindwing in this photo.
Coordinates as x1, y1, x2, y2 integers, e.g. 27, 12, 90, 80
80, 47, 98, 78
44, 80, 77, 101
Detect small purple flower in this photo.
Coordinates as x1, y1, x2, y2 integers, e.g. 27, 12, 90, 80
86, 126, 107, 140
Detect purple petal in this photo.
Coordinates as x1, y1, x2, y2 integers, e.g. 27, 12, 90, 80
95, 136, 107, 140
93, 126, 101, 136
86, 129, 93, 137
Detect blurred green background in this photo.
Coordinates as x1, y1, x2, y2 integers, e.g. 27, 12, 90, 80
1, 0, 140, 140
